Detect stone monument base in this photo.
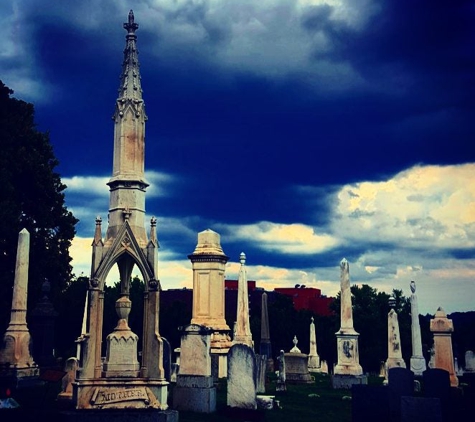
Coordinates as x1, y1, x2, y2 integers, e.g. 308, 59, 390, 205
0, 366, 41, 389
172, 375, 216, 413
331, 374, 368, 389
284, 353, 313, 384
73, 378, 169, 410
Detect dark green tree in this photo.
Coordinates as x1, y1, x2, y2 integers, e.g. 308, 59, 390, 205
0, 80, 78, 334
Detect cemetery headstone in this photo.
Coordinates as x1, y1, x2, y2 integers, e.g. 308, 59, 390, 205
227, 343, 257, 409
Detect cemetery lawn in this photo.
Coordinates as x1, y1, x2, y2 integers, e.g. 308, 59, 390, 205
3, 372, 384, 421
174, 372, 370, 422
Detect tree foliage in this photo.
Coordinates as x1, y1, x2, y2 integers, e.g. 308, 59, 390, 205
0, 81, 78, 334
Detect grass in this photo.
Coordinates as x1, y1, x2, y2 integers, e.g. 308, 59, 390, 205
2, 372, 387, 422
175, 372, 365, 422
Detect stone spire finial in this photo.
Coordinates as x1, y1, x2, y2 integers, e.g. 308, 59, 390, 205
124, 9, 138, 34
93, 216, 103, 245
149, 216, 157, 243
117, 9, 144, 101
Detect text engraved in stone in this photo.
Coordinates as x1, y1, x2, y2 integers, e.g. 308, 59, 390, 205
91, 387, 148, 405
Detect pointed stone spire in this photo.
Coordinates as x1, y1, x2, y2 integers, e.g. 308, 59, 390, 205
0, 228, 39, 381
234, 253, 253, 347
339, 258, 356, 333
308, 317, 321, 371
333, 258, 363, 378
409, 281, 427, 376
92, 216, 103, 246
107, 8, 149, 247
119, 9, 144, 101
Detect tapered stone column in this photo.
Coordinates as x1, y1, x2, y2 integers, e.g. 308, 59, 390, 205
234, 252, 253, 347
259, 292, 274, 372
385, 296, 406, 374
409, 281, 426, 376
430, 307, 459, 387
308, 317, 321, 372
332, 258, 365, 389
0, 229, 39, 385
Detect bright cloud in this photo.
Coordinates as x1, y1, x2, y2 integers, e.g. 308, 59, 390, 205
223, 221, 339, 254
333, 163, 475, 249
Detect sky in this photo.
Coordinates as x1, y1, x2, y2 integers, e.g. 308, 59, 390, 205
1, 0, 474, 315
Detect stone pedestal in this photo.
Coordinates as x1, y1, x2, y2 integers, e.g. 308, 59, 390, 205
172, 324, 216, 413
102, 297, 140, 378
188, 229, 232, 378
284, 352, 313, 384
430, 307, 459, 387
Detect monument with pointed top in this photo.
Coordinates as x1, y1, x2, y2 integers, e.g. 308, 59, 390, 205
385, 295, 406, 376
409, 281, 426, 376
259, 291, 274, 372
332, 258, 365, 388
233, 252, 253, 347
0, 228, 39, 386
72, 12, 175, 417
308, 317, 321, 372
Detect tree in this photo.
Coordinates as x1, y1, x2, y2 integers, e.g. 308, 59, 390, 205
0, 80, 78, 334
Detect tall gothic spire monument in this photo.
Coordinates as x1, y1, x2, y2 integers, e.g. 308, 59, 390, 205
74, 12, 174, 415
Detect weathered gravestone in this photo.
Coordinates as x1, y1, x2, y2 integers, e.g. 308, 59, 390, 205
227, 343, 257, 409
465, 350, 475, 373
172, 324, 216, 413
256, 354, 267, 394
276, 350, 286, 393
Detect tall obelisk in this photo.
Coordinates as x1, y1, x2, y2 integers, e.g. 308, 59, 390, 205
332, 258, 364, 388
308, 317, 321, 372
0, 229, 39, 385
234, 252, 253, 347
409, 281, 426, 376
259, 291, 274, 371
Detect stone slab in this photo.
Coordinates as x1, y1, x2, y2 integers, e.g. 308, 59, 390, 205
172, 385, 216, 413
332, 374, 367, 389
175, 375, 214, 388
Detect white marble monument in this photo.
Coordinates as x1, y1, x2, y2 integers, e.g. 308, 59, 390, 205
233, 252, 253, 347
332, 259, 365, 388
409, 281, 426, 376
188, 229, 232, 378
308, 317, 321, 372
0, 228, 39, 386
